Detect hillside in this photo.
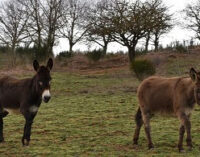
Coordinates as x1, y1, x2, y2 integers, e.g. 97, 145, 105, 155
0, 50, 199, 77
0, 52, 200, 156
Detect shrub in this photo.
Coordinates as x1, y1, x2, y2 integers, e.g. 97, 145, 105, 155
86, 49, 104, 62
105, 52, 115, 59
175, 44, 187, 53
56, 51, 73, 60
15, 47, 35, 63
131, 59, 156, 80
135, 48, 148, 56
16, 45, 52, 61
33, 45, 53, 61
0, 46, 9, 53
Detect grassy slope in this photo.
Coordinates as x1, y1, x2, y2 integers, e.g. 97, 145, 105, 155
0, 71, 200, 157
1, 53, 200, 156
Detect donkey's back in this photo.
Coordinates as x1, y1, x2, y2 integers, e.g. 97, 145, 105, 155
137, 76, 194, 114
0, 76, 32, 111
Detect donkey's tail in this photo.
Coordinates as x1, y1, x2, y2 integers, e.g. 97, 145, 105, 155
133, 107, 143, 145
135, 107, 143, 126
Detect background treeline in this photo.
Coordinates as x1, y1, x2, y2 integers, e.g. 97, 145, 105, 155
0, 0, 200, 63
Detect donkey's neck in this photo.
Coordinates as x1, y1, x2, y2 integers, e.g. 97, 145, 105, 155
29, 75, 42, 105
189, 83, 196, 106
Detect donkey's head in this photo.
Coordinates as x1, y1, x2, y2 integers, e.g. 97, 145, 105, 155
33, 58, 53, 103
190, 68, 200, 105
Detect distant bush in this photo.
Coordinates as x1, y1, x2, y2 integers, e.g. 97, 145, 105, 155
86, 49, 104, 62
135, 48, 148, 56
16, 45, 52, 61
56, 51, 73, 60
175, 44, 187, 53
16, 47, 35, 56
0, 46, 9, 53
105, 52, 115, 58
131, 59, 156, 80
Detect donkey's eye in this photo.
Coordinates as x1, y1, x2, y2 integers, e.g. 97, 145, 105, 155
39, 81, 43, 86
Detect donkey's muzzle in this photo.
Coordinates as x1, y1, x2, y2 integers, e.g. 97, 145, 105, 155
43, 96, 51, 103
42, 89, 51, 103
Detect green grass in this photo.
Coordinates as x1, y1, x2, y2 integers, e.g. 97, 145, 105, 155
1, 71, 200, 156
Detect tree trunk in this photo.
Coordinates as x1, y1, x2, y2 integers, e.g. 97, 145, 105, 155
46, 43, 52, 55
154, 34, 159, 52
49, 44, 54, 55
46, 36, 54, 57
11, 43, 16, 66
128, 46, 136, 62
69, 40, 74, 54
102, 43, 108, 56
145, 32, 150, 52
38, 32, 42, 49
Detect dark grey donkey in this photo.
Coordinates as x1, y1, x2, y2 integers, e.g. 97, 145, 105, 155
0, 58, 53, 146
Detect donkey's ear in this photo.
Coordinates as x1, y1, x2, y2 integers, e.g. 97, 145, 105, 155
190, 68, 197, 81
33, 60, 39, 71
46, 58, 53, 70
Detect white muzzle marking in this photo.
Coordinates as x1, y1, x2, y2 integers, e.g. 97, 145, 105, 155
42, 89, 51, 100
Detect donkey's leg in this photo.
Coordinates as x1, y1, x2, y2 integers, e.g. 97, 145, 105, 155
142, 111, 154, 149
0, 116, 4, 142
22, 111, 37, 146
0, 107, 6, 142
178, 125, 185, 152
178, 113, 192, 150
2, 111, 8, 118
185, 118, 192, 149
185, 114, 192, 150
133, 107, 143, 145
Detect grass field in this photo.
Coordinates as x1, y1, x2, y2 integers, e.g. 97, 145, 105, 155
1, 59, 200, 156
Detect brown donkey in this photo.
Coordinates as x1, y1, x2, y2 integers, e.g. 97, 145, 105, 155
0, 58, 53, 146
133, 68, 200, 152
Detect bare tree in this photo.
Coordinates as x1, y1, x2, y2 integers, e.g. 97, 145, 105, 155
144, 31, 151, 52
107, 0, 157, 62
142, 0, 172, 52
86, 0, 113, 55
147, 0, 173, 52
17, 0, 44, 49
42, 0, 64, 55
59, 0, 90, 54
0, 0, 29, 63
18, 0, 64, 57
184, 1, 200, 41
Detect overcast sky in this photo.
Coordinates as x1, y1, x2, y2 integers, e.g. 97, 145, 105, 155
160, 0, 197, 46
0, 0, 198, 54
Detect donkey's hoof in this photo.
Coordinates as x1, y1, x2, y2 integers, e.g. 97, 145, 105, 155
133, 140, 138, 145
148, 144, 154, 150
188, 146, 193, 151
22, 139, 30, 146
0, 137, 4, 143
179, 148, 185, 153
